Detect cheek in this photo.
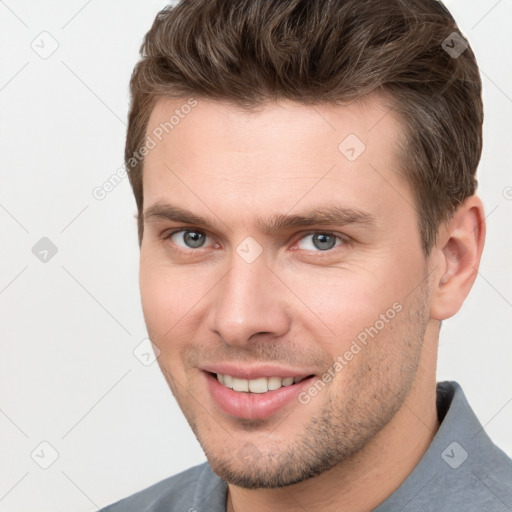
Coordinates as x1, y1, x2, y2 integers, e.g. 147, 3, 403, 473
140, 265, 171, 335
139, 258, 219, 367
139, 260, 193, 347
288, 267, 407, 352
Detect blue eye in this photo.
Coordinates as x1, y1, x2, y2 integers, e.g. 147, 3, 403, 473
169, 229, 208, 249
296, 232, 342, 251
165, 229, 344, 255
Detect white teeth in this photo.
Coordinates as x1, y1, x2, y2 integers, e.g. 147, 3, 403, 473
267, 376, 282, 391
223, 374, 233, 388
248, 377, 268, 393
232, 377, 249, 392
215, 373, 308, 393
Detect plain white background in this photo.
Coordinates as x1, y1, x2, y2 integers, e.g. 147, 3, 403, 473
1, 1, 511, 511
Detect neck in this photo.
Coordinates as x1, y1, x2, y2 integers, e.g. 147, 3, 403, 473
227, 325, 440, 512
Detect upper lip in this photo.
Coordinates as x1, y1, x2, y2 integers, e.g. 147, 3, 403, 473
201, 363, 315, 380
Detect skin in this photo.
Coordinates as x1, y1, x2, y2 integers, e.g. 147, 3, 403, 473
139, 94, 485, 512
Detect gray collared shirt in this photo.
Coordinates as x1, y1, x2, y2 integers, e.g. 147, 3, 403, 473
101, 381, 512, 511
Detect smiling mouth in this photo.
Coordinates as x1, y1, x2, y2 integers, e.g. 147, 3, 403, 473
211, 372, 315, 393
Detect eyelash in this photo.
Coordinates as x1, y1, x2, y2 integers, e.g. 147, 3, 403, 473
162, 228, 348, 256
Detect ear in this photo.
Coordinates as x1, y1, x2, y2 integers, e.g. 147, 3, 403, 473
429, 195, 486, 321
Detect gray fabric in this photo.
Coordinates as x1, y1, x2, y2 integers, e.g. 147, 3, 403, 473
100, 381, 512, 511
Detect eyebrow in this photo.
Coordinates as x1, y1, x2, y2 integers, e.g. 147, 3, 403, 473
143, 202, 376, 234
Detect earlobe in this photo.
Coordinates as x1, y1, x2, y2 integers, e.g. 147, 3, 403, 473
430, 196, 486, 320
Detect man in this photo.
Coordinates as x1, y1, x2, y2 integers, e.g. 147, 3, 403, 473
102, 0, 512, 510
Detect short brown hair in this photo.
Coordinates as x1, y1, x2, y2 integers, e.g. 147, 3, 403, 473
126, 0, 483, 253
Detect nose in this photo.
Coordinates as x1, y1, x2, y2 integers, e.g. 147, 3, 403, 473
207, 252, 291, 347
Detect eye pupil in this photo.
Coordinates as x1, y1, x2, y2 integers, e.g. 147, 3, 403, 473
176, 231, 338, 251
313, 233, 336, 251
184, 231, 205, 248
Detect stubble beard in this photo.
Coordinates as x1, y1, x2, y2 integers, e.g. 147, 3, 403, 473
169, 282, 430, 489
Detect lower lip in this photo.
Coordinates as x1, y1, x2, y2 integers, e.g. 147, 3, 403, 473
204, 372, 314, 420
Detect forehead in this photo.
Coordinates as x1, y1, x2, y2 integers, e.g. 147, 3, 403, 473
145, 93, 404, 157
142, 94, 413, 231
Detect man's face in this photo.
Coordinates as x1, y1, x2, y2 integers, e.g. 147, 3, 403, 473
139, 95, 434, 488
